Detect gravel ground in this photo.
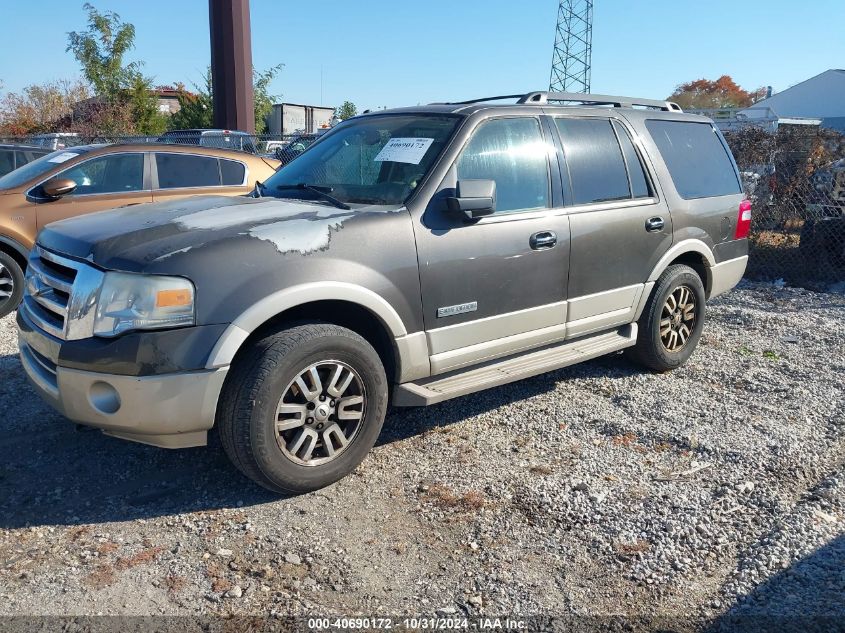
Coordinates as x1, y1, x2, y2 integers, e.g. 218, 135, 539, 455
0, 282, 843, 628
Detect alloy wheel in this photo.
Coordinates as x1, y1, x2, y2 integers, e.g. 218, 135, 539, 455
0, 262, 14, 303
274, 360, 366, 466
660, 285, 696, 352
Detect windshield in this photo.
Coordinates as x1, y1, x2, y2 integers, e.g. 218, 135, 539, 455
262, 114, 461, 205
0, 147, 92, 190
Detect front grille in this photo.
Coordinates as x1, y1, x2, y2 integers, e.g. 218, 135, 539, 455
23, 247, 81, 340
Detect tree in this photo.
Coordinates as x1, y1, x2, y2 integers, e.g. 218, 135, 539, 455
169, 75, 213, 130
667, 76, 767, 110
334, 101, 357, 121
254, 64, 283, 133
66, 3, 166, 134
168, 65, 283, 133
0, 79, 91, 135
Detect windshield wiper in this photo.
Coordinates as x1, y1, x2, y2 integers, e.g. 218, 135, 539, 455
275, 183, 351, 210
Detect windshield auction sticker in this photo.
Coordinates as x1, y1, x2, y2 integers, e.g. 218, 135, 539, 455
47, 152, 79, 164
374, 138, 434, 164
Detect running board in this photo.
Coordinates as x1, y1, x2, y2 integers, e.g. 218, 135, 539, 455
393, 324, 637, 407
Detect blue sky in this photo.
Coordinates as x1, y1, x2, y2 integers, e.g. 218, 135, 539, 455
1, 0, 842, 110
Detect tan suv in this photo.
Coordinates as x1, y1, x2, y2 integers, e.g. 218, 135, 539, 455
0, 143, 279, 317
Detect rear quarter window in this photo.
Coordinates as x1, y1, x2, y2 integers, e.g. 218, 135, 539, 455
220, 159, 246, 185
646, 120, 741, 199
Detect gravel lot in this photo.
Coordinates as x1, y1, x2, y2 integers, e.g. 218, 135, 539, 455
0, 282, 843, 628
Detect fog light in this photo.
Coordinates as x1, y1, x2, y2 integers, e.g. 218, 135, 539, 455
89, 381, 121, 415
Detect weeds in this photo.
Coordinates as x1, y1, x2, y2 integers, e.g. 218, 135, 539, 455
422, 483, 485, 511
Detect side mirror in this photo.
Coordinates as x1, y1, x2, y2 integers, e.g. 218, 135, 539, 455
42, 178, 77, 198
446, 179, 496, 220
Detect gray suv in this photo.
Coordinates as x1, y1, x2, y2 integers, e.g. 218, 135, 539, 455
17, 91, 750, 494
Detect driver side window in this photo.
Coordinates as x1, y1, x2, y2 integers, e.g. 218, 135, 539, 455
58, 153, 144, 195
456, 117, 550, 214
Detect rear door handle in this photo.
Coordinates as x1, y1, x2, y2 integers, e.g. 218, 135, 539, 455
645, 216, 665, 232
530, 231, 557, 250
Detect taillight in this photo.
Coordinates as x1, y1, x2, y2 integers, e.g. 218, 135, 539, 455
735, 199, 752, 239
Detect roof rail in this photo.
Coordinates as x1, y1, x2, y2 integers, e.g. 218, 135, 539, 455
519, 91, 682, 112
435, 91, 682, 112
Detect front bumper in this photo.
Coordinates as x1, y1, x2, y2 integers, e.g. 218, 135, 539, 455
18, 320, 229, 449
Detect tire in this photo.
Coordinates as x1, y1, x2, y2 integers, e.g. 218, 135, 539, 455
626, 264, 706, 372
0, 251, 25, 319
216, 322, 388, 494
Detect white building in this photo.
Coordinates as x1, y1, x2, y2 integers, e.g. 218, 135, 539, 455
738, 69, 845, 132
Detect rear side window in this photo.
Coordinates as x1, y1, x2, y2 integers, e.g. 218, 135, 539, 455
220, 159, 246, 185
612, 121, 650, 198
555, 118, 630, 204
156, 153, 220, 189
646, 120, 741, 199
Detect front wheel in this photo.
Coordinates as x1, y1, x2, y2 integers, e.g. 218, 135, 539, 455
0, 251, 24, 319
626, 264, 706, 372
216, 322, 388, 494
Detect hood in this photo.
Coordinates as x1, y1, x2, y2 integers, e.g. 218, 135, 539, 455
37, 194, 384, 273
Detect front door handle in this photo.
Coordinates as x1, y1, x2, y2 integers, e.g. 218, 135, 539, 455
645, 216, 665, 232
530, 231, 557, 250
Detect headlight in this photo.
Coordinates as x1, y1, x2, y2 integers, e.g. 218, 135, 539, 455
94, 272, 195, 337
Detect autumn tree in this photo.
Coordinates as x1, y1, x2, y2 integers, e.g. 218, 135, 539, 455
0, 79, 91, 135
667, 75, 767, 110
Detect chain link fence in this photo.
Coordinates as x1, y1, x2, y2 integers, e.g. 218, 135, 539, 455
1, 131, 324, 166
721, 122, 845, 289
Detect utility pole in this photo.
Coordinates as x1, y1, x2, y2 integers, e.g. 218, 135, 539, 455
549, 0, 593, 93
209, 0, 255, 132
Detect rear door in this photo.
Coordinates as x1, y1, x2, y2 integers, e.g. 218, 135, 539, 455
35, 152, 153, 230
551, 115, 672, 338
415, 115, 571, 374
152, 152, 250, 201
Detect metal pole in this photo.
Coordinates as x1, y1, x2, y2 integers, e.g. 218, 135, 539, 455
209, 0, 256, 133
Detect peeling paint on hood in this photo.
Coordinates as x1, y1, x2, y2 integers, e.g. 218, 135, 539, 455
36, 193, 403, 271
248, 212, 355, 255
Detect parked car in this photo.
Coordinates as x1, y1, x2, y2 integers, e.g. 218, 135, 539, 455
26, 133, 81, 151
0, 144, 50, 178
158, 129, 258, 154
274, 133, 320, 165
0, 143, 280, 317
17, 91, 749, 494
802, 159, 845, 269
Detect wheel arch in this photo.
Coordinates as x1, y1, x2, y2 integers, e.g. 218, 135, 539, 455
0, 235, 29, 273
206, 282, 425, 383
647, 239, 715, 298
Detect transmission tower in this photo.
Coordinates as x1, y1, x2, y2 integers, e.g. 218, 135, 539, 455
549, 0, 593, 94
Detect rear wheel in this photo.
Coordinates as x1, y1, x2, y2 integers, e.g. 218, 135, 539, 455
0, 251, 24, 319
627, 264, 706, 372
216, 322, 388, 494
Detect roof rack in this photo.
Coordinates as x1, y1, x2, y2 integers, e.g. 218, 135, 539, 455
440, 91, 682, 112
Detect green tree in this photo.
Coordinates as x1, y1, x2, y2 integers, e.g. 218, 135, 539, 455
169, 65, 283, 133
66, 3, 166, 134
254, 64, 283, 133
169, 75, 214, 130
335, 100, 357, 120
